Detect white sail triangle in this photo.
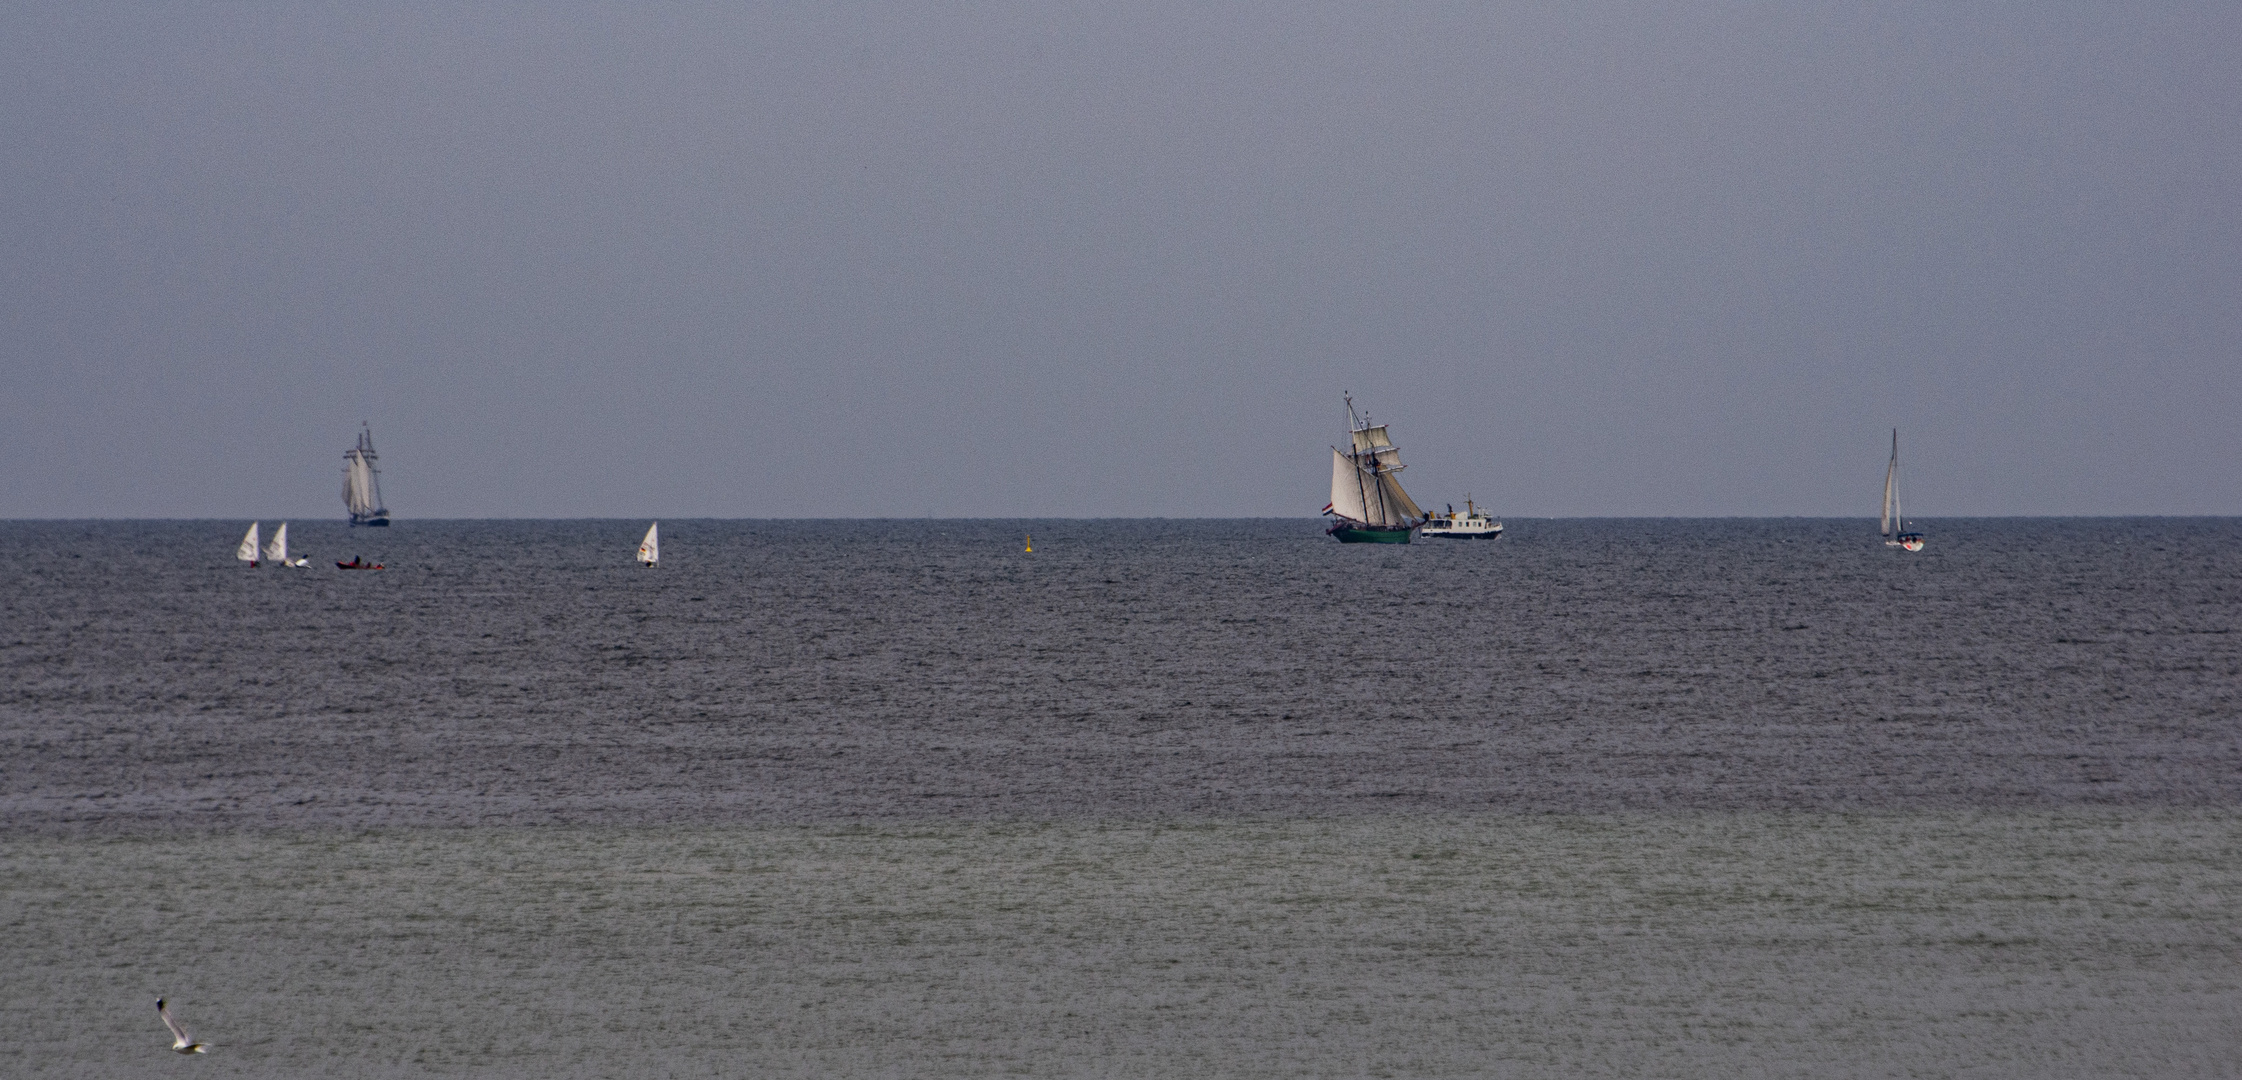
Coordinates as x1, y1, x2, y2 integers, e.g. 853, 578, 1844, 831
1882, 429, 1924, 551
263, 522, 288, 565
1329, 449, 1369, 522
638, 522, 658, 566
1881, 430, 1898, 538
237, 523, 259, 564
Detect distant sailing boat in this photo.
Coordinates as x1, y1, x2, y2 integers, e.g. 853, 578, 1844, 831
237, 523, 260, 566
1323, 394, 1425, 543
1881, 429, 1925, 551
343, 422, 390, 527
637, 522, 659, 567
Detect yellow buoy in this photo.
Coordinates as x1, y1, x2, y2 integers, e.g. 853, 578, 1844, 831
1024, 534, 1033, 552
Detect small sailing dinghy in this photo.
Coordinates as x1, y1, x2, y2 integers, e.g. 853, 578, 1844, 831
1323, 395, 1425, 543
1881, 429, 1925, 551
638, 522, 659, 567
262, 522, 308, 567
237, 523, 261, 567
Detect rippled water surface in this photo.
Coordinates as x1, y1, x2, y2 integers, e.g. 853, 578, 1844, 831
7, 814, 2240, 1079
2, 518, 2237, 1076
3, 518, 2236, 825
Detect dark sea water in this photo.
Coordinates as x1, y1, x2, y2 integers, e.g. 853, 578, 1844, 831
3, 518, 2236, 828
3, 518, 2238, 1078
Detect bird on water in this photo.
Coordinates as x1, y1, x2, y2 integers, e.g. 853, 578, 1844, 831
157, 999, 207, 1054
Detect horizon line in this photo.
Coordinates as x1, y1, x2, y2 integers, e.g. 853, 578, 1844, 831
5, 514, 2238, 523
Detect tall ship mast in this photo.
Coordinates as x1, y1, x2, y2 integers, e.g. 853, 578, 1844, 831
343, 422, 391, 527
1323, 394, 1424, 543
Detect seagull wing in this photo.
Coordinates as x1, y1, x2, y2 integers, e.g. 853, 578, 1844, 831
158, 999, 191, 1044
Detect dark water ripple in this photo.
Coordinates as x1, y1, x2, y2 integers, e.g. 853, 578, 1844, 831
2, 518, 2236, 830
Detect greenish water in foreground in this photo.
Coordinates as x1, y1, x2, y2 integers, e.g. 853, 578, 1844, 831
6, 812, 2238, 1079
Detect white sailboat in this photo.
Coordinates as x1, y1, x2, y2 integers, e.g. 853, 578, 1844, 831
637, 522, 659, 567
343, 422, 390, 526
1323, 395, 1424, 543
262, 522, 308, 567
236, 523, 260, 566
1881, 429, 1925, 551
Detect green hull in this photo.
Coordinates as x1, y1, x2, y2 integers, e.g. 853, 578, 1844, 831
1328, 524, 1414, 544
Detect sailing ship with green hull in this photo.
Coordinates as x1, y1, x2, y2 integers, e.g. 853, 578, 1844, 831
1324, 395, 1425, 543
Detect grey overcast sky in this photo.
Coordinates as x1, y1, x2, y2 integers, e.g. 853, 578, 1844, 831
4, 3, 2238, 518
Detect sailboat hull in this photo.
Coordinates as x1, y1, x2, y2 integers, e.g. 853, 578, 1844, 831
351, 513, 390, 527
1327, 523, 1413, 544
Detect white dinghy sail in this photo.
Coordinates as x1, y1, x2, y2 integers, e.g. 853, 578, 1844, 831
263, 522, 307, 566
638, 522, 659, 567
237, 523, 260, 566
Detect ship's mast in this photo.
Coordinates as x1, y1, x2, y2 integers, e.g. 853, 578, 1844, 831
1344, 392, 1391, 525
360, 422, 385, 514
1344, 394, 1370, 522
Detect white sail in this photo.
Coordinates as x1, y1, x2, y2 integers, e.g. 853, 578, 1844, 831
342, 423, 388, 524
1881, 429, 1925, 549
1377, 471, 1424, 523
1350, 424, 1403, 470
264, 522, 288, 564
1326, 395, 1426, 533
344, 457, 377, 516
1881, 429, 1901, 537
1332, 453, 1418, 527
1880, 463, 1896, 536
1330, 449, 1370, 522
237, 523, 259, 563
638, 522, 659, 565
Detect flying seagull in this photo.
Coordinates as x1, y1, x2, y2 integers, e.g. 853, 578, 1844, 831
157, 999, 207, 1054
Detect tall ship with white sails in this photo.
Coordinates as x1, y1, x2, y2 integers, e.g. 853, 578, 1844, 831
343, 422, 390, 527
1323, 395, 1425, 543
